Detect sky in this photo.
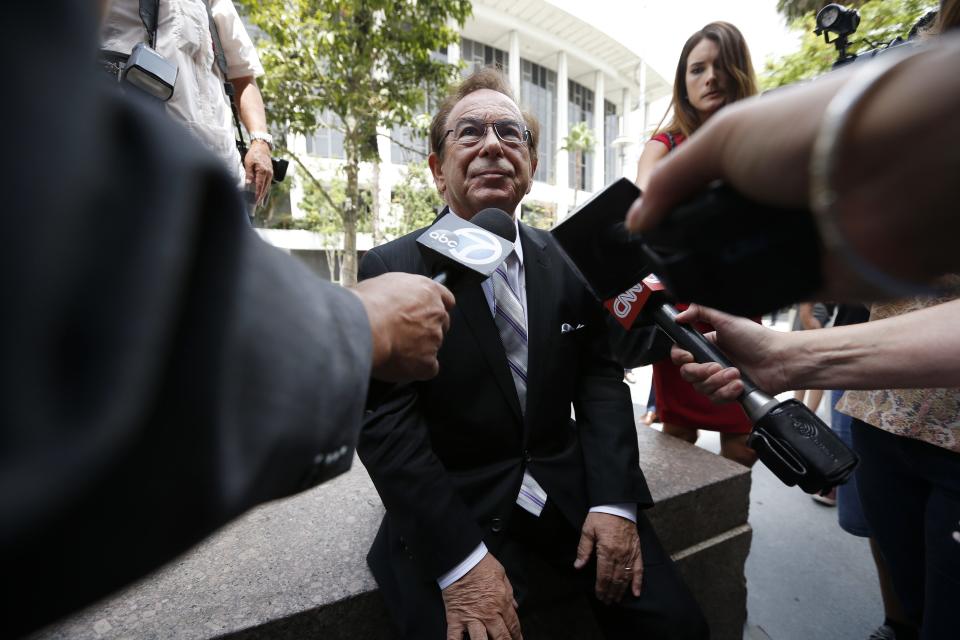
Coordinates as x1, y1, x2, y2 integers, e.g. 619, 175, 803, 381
546, 0, 802, 82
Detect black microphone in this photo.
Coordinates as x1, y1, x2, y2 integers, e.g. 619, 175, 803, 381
551, 178, 823, 316
604, 275, 771, 417
604, 275, 858, 495
416, 208, 516, 290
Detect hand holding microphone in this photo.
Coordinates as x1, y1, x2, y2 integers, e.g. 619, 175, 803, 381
418, 208, 517, 289
668, 304, 789, 403
352, 273, 455, 383
553, 188, 858, 494
608, 276, 857, 494
355, 207, 517, 384
357, 209, 515, 384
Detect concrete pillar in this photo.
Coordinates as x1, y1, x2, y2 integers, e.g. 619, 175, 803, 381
447, 21, 460, 66
375, 125, 393, 234
555, 50, 569, 220
621, 87, 634, 179
508, 31, 521, 98
637, 61, 648, 140
591, 70, 605, 192
290, 133, 308, 219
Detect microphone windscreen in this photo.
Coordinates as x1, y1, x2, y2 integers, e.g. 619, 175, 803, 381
472, 208, 516, 243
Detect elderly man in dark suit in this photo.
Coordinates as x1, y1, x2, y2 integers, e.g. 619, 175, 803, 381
358, 69, 708, 639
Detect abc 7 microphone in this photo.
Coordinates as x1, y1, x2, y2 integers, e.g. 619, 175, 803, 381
417, 209, 516, 290
604, 276, 859, 495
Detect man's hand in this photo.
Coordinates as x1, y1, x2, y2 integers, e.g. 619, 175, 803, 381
244, 139, 273, 205
441, 553, 522, 640
573, 513, 642, 605
670, 304, 789, 402
351, 273, 454, 382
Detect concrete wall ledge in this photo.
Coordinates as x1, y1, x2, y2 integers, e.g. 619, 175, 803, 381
34, 425, 751, 640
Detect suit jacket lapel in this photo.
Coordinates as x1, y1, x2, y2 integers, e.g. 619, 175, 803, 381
440, 204, 523, 423
519, 224, 552, 439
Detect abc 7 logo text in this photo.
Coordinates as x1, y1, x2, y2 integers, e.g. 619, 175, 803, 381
429, 228, 504, 266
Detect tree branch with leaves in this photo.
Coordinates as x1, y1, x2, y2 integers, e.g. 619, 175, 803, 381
239, 0, 471, 285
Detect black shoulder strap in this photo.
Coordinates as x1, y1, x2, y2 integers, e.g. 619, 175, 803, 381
139, 0, 160, 48
665, 132, 676, 151
201, 0, 230, 78
201, 0, 246, 150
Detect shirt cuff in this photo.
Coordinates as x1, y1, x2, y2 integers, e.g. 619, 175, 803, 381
437, 543, 488, 590
589, 503, 637, 523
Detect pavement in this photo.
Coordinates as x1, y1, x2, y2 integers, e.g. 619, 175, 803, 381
625, 315, 885, 640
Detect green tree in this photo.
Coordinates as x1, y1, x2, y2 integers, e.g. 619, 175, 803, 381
520, 201, 556, 231
387, 161, 443, 238
239, 0, 471, 285
763, 0, 935, 90
561, 121, 596, 206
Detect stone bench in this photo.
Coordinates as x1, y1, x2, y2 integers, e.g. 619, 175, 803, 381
33, 426, 751, 640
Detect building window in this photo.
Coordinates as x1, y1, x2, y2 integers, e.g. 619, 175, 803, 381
461, 38, 508, 76
390, 124, 430, 164
567, 80, 594, 192
604, 100, 619, 186
520, 59, 556, 184
390, 50, 447, 165
305, 110, 346, 159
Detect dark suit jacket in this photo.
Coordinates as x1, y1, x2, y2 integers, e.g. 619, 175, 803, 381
3, 6, 371, 634
358, 214, 653, 630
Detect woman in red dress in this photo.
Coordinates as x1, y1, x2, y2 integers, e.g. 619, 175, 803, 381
635, 22, 759, 467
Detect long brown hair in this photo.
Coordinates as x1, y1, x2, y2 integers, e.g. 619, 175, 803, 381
940, 0, 960, 31
659, 21, 757, 138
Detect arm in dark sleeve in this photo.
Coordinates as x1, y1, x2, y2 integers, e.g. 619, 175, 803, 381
574, 298, 653, 509
357, 250, 486, 580
2, 27, 373, 630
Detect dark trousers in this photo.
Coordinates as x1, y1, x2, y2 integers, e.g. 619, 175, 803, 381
504, 501, 708, 639
404, 501, 707, 640
851, 419, 960, 640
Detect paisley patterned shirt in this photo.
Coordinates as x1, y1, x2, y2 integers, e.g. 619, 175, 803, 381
836, 278, 960, 453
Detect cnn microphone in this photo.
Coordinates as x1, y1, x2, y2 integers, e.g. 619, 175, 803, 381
604, 275, 858, 495
417, 208, 516, 290
604, 275, 775, 420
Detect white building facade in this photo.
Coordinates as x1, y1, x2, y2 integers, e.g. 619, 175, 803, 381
270, 0, 670, 263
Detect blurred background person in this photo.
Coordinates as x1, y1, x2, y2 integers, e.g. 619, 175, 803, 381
101, 0, 274, 205
828, 304, 910, 640
634, 21, 759, 468
832, 277, 959, 640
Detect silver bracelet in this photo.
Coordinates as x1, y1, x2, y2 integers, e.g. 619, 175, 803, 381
808, 44, 940, 298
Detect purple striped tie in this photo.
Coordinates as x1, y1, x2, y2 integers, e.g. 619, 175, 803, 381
492, 253, 528, 411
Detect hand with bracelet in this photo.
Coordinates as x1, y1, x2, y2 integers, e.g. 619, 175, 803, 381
625, 31, 960, 302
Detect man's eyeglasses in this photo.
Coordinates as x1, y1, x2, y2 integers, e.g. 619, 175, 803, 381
441, 118, 531, 148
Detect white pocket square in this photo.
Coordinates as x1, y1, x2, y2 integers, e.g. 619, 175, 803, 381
560, 322, 586, 334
